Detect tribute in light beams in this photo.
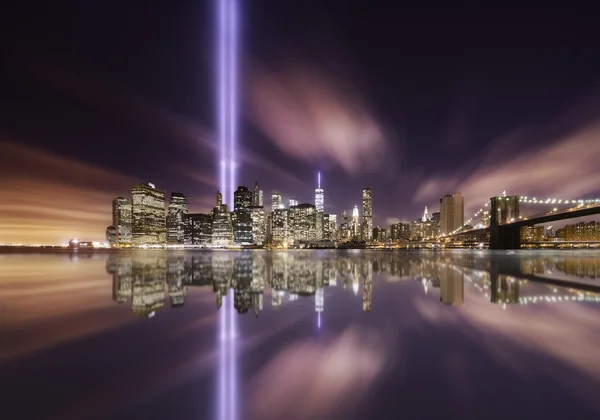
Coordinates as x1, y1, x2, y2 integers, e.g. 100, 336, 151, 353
217, 1, 239, 420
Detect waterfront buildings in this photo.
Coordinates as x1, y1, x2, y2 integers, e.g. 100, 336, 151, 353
166, 192, 188, 245
520, 225, 545, 243
212, 191, 234, 246
109, 197, 132, 246
251, 206, 267, 245
183, 213, 212, 245
289, 203, 317, 244
440, 193, 464, 235
131, 183, 167, 246
352, 205, 360, 238
271, 191, 282, 212
362, 187, 373, 241
233, 186, 253, 245
271, 208, 288, 245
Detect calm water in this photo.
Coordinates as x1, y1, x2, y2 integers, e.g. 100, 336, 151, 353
2, 250, 600, 420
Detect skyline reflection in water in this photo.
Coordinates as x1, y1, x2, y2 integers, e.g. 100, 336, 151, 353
2, 250, 600, 419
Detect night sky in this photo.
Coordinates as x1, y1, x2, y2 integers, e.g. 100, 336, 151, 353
2, 1, 600, 244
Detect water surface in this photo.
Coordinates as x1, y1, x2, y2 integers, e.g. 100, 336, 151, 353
2, 249, 600, 420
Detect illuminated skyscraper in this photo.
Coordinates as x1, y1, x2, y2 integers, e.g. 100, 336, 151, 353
329, 214, 337, 241
233, 186, 253, 244
251, 206, 266, 245
440, 193, 464, 235
422, 206, 429, 222
289, 203, 317, 243
289, 198, 298, 207
315, 172, 324, 212
271, 208, 288, 245
112, 197, 132, 245
166, 192, 188, 245
362, 187, 373, 240
131, 183, 166, 246
271, 191, 282, 212
352, 205, 360, 238
212, 191, 233, 246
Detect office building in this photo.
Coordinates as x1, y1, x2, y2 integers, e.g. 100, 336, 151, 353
440, 193, 464, 235
233, 186, 253, 245
564, 221, 600, 241
352, 205, 360, 238
289, 198, 298, 207
372, 226, 386, 242
212, 191, 233, 246
131, 183, 166, 246
390, 223, 411, 241
520, 225, 545, 243
106, 225, 117, 246
252, 182, 261, 207
431, 211, 440, 224
183, 213, 213, 245
251, 206, 267, 245
271, 208, 288, 245
315, 211, 324, 240
166, 192, 188, 245
271, 191, 282, 213
362, 188, 373, 240
289, 203, 317, 243
112, 197, 132, 245
329, 214, 338, 241
315, 171, 324, 212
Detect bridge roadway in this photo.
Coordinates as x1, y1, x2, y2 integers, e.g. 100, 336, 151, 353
448, 203, 600, 249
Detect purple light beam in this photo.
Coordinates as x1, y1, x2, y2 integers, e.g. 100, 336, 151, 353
217, 1, 239, 420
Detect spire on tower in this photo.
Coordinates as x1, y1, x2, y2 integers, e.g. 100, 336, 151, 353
317, 171, 321, 189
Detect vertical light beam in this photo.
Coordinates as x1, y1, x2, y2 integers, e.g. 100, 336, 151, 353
217, 1, 239, 419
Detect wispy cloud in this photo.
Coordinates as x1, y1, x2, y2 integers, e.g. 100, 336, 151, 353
248, 63, 390, 174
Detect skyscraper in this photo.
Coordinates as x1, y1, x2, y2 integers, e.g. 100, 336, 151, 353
352, 205, 360, 238
251, 206, 266, 245
252, 182, 260, 207
166, 192, 188, 245
212, 191, 233, 246
131, 183, 166, 246
112, 197, 132, 245
315, 171, 324, 212
329, 214, 338, 241
362, 188, 372, 241
271, 191, 282, 213
440, 193, 464, 235
289, 203, 317, 244
289, 198, 298, 207
271, 208, 288, 245
233, 186, 253, 244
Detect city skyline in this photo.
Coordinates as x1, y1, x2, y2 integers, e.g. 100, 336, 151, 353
2, 2, 600, 245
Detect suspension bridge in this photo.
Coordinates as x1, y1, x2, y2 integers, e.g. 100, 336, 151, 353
444, 194, 600, 249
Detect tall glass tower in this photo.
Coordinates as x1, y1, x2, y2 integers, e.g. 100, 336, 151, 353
315, 171, 324, 212
362, 187, 373, 240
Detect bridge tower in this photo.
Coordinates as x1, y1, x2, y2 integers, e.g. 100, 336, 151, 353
490, 196, 521, 249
